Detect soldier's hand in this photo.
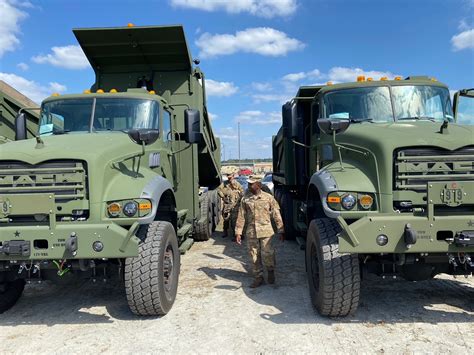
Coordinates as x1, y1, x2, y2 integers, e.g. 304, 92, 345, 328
235, 234, 242, 245
279, 233, 285, 242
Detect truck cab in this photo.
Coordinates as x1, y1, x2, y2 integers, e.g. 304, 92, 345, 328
273, 76, 474, 317
0, 25, 221, 316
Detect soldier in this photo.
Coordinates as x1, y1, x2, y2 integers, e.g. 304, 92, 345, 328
235, 176, 284, 288
218, 173, 244, 238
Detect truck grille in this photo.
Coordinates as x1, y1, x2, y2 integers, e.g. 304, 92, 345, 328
395, 147, 474, 191
0, 160, 88, 201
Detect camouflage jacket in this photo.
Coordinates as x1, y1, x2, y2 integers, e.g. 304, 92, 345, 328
235, 190, 284, 239
218, 180, 243, 213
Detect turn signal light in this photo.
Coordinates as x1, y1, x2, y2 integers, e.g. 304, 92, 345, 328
327, 196, 341, 203
359, 194, 374, 210
139, 202, 152, 210
107, 202, 121, 217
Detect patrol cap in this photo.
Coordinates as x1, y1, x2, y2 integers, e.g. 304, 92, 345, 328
247, 175, 262, 184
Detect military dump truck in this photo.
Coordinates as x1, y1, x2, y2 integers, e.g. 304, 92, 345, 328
0, 80, 39, 143
0, 25, 221, 315
272, 76, 474, 317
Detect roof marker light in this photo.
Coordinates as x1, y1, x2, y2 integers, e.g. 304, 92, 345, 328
96, 89, 104, 93
431, 77, 437, 82
128, 23, 135, 27
380, 77, 388, 81
326, 81, 333, 86
110, 89, 118, 93
357, 75, 365, 82
149, 90, 156, 94
394, 76, 402, 81
367, 77, 373, 81
83, 89, 91, 94
51, 93, 60, 97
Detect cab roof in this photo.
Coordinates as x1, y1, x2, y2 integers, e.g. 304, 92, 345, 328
73, 25, 193, 73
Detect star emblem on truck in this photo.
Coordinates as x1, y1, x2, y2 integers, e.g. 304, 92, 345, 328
468, 220, 474, 228
14, 230, 20, 238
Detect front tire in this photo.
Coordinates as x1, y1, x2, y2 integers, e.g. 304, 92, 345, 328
0, 278, 25, 314
125, 221, 180, 316
306, 219, 360, 317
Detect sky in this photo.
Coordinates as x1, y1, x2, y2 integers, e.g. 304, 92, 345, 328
1, 0, 473, 159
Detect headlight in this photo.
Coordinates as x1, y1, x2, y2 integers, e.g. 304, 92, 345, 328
107, 199, 152, 218
341, 194, 356, 210
123, 201, 138, 217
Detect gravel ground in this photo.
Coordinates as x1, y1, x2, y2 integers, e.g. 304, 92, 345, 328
0, 227, 473, 354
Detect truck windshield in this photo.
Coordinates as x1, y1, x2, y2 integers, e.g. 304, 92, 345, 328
323, 85, 453, 122
39, 98, 159, 135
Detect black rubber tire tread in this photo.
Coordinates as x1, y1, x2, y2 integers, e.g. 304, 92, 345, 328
0, 279, 25, 314
306, 218, 360, 317
281, 191, 297, 240
210, 190, 220, 232
125, 221, 180, 316
194, 192, 212, 241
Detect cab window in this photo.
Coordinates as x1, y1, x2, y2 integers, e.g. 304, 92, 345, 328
163, 110, 172, 142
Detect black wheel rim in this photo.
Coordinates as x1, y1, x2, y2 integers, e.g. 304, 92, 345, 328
310, 243, 320, 292
163, 243, 175, 298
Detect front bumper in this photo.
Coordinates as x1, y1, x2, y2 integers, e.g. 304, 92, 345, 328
338, 215, 474, 253
0, 222, 139, 260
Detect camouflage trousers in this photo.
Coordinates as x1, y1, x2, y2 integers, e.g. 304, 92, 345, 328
227, 212, 238, 238
247, 236, 275, 278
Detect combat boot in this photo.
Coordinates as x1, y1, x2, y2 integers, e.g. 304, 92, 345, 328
267, 270, 275, 284
250, 276, 264, 288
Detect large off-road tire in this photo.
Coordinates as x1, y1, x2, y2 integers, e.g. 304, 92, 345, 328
194, 192, 212, 241
0, 279, 25, 314
125, 221, 180, 316
281, 191, 297, 240
306, 219, 360, 317
210, 190, 221, 232
274, 187, 282, 206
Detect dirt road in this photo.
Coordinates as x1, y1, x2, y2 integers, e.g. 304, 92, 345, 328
1, 229, 473, 353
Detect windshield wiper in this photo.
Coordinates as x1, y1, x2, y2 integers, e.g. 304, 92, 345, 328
349, 118, 374, 123
398, 116, 437, 122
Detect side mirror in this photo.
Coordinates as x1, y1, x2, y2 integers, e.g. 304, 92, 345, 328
128, 129, 160, 146
282, 102, 297, 139
184, 109, 202, 144
317, 119, 350, 135
15, 113, 27, 140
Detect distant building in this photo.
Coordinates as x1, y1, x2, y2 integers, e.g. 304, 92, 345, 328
253, 162, 272, 173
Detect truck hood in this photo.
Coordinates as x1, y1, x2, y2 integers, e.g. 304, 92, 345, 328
0, 133, 142, 164
340, 121, 474, 151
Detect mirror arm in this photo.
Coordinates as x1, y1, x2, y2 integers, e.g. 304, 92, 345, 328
291, 139, 316, 149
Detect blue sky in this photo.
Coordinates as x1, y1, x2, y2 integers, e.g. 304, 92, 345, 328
1, 0, 473, 159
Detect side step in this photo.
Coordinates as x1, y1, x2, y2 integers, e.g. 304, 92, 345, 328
179, 237, 194, 255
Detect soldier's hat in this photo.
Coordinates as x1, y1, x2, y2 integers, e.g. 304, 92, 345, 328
247, 175, 262, 184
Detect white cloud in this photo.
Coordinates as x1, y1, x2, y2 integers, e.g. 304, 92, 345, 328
451, 28, 474, 51
32, 45, 89, 70
208, 112, 218, 120
217, 126, 238, 140
0, 0, 28, 58
0, 72, 67, 104
170, 0, 297, 18
236, 110, 281, 125
16, 62, 29, 71
252, 93, 290, 104
196, 27, 305, 58
326, 67, 398, 82
206, 79, 239, 97
282, 68, 321, 82
251, 82, 273, 92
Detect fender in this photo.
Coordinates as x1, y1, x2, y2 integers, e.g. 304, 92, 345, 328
309, 162, 377, 218
140, 175, 174, 224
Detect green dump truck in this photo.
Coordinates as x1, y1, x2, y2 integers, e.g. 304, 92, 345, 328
0, 80, 39, 143
272, 77, 474, 317
0, 25, 221, 315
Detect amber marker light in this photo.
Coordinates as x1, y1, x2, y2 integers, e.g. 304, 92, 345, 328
96, 89, 104, 93
326, 81, 333, 86
107, 202, 121, 217
110, 89, 118, 93
394, 76, 402, 81
357, 75, 365, 82
380, 77, 388, 81
128, 23, 135, 27
139, 202, 152, 210
149, 90, 156, 95
51, 93, 60, 97
367, 77, 373, 81
83, 89, 91, 94
327, 196, 341, 203
359, 194, 374, 210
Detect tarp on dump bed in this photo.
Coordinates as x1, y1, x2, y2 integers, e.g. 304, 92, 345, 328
73, 25, 193, 73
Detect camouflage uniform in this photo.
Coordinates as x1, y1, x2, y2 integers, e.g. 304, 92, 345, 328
218, 179, 243, 237
235, 190, 284, 278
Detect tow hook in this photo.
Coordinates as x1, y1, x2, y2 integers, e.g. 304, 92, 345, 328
65, 233, 78, 256
404, 223, 417, 248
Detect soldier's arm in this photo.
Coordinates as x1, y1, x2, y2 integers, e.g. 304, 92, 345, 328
271, 197, 284, 234
217, 183, 225, 199
234, 200, 246, 236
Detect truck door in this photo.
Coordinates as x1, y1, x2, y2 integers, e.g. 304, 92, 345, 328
453, 88, 474, 125
161, 109, 177, 189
